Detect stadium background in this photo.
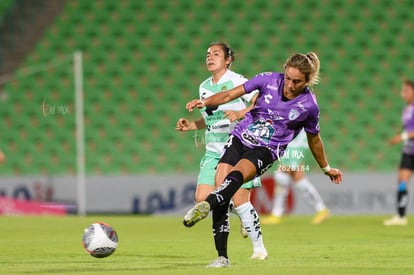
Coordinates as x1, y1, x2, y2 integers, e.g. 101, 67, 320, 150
0, 0, 413, 214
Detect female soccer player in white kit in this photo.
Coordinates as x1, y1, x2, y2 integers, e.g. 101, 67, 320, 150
176, 42, 267, 268
261, 129, 330, 225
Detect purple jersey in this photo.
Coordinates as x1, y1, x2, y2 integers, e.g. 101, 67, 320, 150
231, 72, 320, 161
402, 102, 414, 155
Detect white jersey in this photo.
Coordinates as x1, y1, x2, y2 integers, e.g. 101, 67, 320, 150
199, 70, 256, 155
286, 129, 308, 149
278, 129, 308, 166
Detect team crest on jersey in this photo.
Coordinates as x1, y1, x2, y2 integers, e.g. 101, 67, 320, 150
288, 109, 300, 120
246, 119, 274, 144
221, 86, 228, 91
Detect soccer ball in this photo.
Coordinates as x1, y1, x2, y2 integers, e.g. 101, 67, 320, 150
82, 222, 118, 258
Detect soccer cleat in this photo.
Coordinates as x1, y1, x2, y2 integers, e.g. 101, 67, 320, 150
260, 215, 282, 225
311, 208, 330, 224
206, 256, 230, 268
183, 201, 210, 228
250, 251, 268, 260
383, 215, 408, 226
240, 224, 248, 239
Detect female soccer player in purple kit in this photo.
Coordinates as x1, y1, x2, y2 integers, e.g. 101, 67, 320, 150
384, 80, 414, 226
182, 52, 342, 266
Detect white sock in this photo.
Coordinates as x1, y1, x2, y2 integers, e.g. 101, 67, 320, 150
271, 172, 292, 217
294, 178, 326, 212
235, 202, 267, 253
272, 185, 288, 217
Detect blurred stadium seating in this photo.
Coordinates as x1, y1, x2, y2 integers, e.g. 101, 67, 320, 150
0, 0, 413, 175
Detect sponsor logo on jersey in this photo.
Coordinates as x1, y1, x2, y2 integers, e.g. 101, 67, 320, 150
296, 101, 305, 111
268, 109, 284, 120
242, 132, 260, 145
266, 84, 278, 90
243, 119, 275, 145
207, 123, 230, 131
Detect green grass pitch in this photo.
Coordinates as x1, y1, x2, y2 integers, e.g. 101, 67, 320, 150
1, 215, 414, 274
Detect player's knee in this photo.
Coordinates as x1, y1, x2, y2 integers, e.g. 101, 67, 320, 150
274, 171, 291, 187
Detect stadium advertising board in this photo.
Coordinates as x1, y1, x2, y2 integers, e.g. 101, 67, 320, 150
0, 173, 411, 215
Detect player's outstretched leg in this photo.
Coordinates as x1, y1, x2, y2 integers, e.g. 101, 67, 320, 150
183, 171, 244, 228
183, 201, 210, 227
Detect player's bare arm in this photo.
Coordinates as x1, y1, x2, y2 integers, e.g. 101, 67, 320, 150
389, 130, 414, 145
306, 132, 342, 184
175, 117, 206, 131
224, 93, 258, 122
186, 84, 246, 112
0, 150, 5, 163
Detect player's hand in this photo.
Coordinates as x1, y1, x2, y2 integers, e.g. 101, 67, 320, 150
389, 134, 402, 145
224, 110, 242, 122
186, 99, 205, 112
325, 168, 342, 184
175, 118, 191, 131
0, 150, 4, 163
